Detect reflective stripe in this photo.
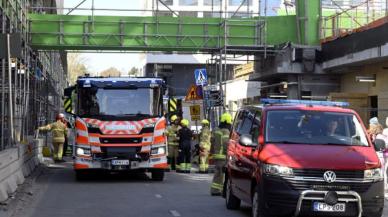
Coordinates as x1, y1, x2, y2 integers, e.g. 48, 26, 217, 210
210, 154, 226, 160
154, 129, 164, 137
89, 137, 99, 143
91, 146, 101, 153
211, 183, 223, 190
77, 130, 88, 137
141, 145, 151, 152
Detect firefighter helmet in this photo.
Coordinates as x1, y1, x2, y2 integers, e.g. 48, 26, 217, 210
181, 119, 189, 127
170, 115, 178, 122
220, 112, 232, 124
201, 119, 210, 125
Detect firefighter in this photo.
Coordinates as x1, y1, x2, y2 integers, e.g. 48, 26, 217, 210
38, 113, 68, 163
166, 115, 180, 170
198, 119, 211, 173
210, 112, 232, 196
177, 119, 193, 173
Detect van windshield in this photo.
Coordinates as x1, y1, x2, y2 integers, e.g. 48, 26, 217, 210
265, 110, 369, 146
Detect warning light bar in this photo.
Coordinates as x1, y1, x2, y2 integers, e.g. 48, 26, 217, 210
260, 98, 349, 107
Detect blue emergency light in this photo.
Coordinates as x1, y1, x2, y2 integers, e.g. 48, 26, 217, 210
260, 98, 349, 107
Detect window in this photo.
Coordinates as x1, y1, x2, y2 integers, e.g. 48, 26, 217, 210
237, 109, 255, 135
203, 11, 221, 18
179, 11, 198, 17
160, 0, 173, 5
250, 110, 261, 143
228, 0, 253, 6
233, 110, 244, 133
179, 0, 198, 6
265, 110, 368, 146
204, 0, 221, 6
154, 11, 174, 17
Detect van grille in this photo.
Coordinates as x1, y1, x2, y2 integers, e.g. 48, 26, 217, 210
293, 169, 364, 179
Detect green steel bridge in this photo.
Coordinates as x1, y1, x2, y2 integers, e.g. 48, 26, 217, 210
25, 0, 320, 53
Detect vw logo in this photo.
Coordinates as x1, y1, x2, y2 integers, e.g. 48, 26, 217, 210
323, 171, 337, 183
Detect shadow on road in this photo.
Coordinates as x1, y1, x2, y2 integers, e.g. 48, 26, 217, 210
38, 161, 162, 184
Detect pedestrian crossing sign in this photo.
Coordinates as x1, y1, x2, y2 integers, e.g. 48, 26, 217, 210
194, 68, 208, 86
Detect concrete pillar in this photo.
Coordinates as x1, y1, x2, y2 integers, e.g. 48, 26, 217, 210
296, 0, 320, 45
287, 75, 300, 99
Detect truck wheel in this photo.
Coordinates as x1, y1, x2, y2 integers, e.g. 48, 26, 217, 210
75, 170, 87, 181
225, 178, 241, 210
252, 186, 270, 217
151, 170, 164, 181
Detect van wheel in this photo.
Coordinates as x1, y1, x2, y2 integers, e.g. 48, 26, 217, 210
151, 170, 164, 181
225, 178, 241, 210
252, 187, 269, 217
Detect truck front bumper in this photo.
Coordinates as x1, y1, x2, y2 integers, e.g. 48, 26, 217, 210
74, 155, 168, 171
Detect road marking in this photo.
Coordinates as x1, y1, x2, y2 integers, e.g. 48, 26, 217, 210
155, 194, 162, 198
169, 210, 181, 217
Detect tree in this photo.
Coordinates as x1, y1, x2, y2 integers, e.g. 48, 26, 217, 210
99, 67, 122, 77
128, 67, 140, 76
67, 53, 89, 85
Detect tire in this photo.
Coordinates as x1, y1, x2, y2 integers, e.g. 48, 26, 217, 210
365, 209, 383, 217
252, 186, 269, 217
151, 170, 165, 181
75, 170, 87, 181
225, 178, 241, 210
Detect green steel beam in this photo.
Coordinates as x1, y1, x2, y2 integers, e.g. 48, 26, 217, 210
29, 14, 301, 52
296, 0, 320, 45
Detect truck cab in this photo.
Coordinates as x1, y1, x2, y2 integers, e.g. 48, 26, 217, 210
225, 99, 386, 217
66, 77, 168, 181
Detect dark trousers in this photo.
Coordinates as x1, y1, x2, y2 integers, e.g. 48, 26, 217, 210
178, 144, 191, 171
63, 137, 68, 156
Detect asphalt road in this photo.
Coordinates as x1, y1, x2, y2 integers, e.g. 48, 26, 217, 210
11, 162, 250, 217
9, 161, 388, 217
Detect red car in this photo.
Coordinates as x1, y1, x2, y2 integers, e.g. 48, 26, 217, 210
225, 99, 386, 217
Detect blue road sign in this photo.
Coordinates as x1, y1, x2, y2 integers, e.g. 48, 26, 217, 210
194, 68, 208, 86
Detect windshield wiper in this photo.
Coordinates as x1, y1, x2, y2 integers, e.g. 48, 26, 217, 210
120, 113, 152, 117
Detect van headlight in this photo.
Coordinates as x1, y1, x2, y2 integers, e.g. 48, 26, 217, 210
364, 168, 383, 181
262, 163, 293, 176
76, 147, 91, 156
151, 146, 166, 155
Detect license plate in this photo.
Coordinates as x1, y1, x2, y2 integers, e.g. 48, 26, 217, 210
112, 160, 130, 166
313, 202, 346, 212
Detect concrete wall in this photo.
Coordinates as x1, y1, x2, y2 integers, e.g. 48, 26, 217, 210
335, 61, 388, 124
0, 137, 44, 202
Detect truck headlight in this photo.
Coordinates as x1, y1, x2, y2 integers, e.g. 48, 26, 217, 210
151, 146, 166, 155
263, 163, 293, 176
76, 147, 91, 156
364, 168, 383, 181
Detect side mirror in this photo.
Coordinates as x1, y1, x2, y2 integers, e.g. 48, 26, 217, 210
239, 134, 256, 147
374, 139, 386, 152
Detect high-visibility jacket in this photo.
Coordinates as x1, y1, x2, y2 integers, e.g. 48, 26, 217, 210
166, 124, 179, 146
39, 120, 68, 143
210, 127, 230, 160
199, 126, 211, 150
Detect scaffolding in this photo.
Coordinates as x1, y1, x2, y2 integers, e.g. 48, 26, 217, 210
321, 0, 388, 40
0, 0, 67, 151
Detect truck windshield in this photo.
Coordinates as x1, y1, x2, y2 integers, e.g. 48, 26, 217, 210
265, 110, 369, 146
78, 87, 162, 117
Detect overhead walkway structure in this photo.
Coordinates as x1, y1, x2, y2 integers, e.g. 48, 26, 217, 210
29, 14, 301, 53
